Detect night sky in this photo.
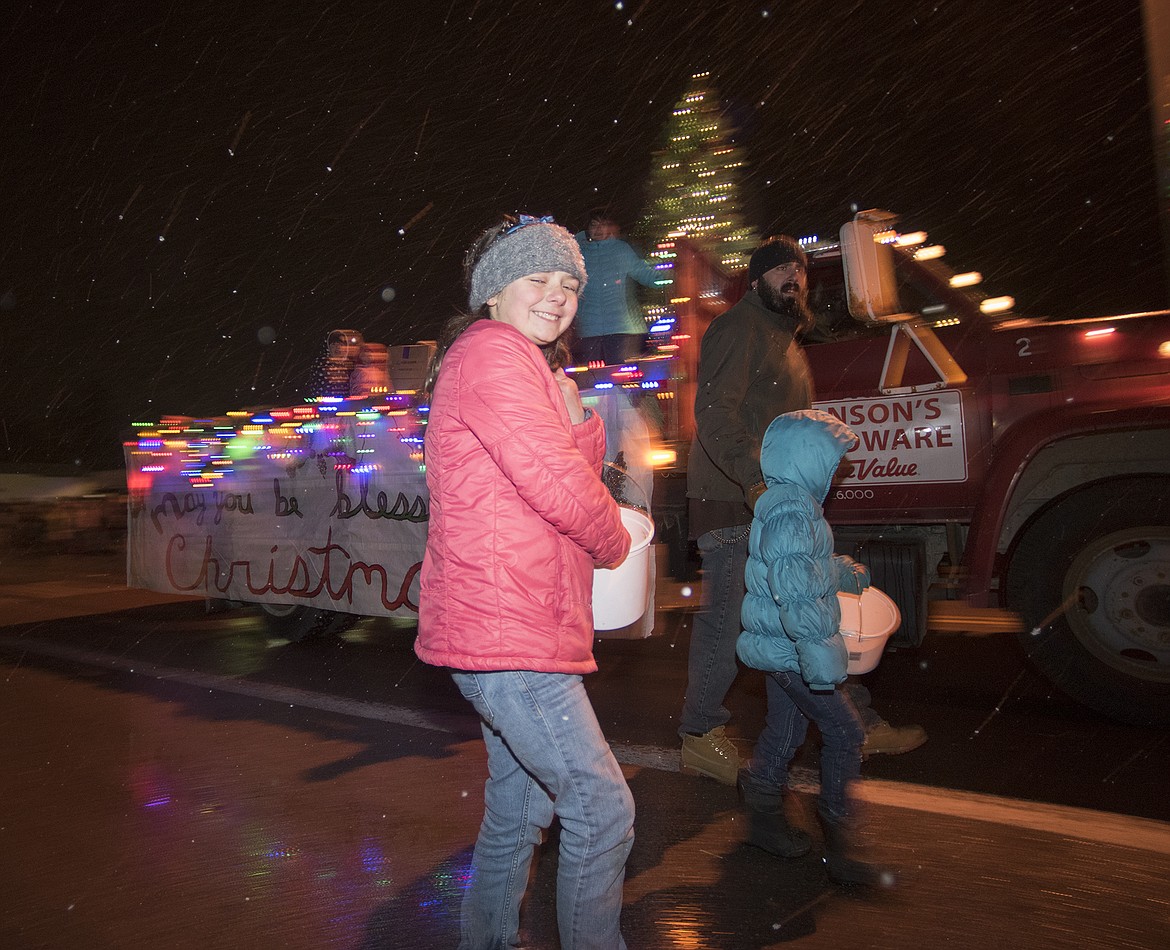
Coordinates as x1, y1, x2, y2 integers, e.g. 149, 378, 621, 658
2, 0, 1164, 468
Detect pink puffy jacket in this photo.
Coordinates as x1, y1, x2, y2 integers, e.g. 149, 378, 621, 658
415, 320, 631, 674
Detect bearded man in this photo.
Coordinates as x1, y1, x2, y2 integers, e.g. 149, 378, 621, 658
677, 236, 925, 785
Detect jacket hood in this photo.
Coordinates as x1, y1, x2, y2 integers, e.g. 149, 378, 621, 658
760, 409, 857, 503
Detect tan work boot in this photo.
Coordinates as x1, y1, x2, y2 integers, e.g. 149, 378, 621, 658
681, 726, 742, 785
861, 721, 927, 758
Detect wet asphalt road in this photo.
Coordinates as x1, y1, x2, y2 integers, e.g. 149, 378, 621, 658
1, 550, 1167, 948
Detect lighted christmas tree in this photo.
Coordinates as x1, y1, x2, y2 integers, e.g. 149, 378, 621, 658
635, 71, 757, 271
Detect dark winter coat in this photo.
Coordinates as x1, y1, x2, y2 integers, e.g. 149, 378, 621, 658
737, 410, 870, 690
686, 289, 813, 521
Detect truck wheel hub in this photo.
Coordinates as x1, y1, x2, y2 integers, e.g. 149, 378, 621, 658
1064, 527, 1170, 684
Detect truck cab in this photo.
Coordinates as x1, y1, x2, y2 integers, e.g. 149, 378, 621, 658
659, 210, 1170, 727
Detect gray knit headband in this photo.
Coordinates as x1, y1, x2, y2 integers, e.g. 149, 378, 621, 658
468, 218, 588, 311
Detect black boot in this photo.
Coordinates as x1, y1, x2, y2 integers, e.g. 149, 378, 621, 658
738, 773, 812, 858
819, 810, 889, 886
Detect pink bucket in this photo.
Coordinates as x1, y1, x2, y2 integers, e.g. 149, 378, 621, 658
837, 586, 901, 674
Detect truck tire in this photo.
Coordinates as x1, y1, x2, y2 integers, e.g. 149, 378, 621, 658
258, 603, 356, 641
1006, 476, 1170, 728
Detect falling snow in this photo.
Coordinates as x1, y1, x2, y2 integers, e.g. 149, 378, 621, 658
0, 0, 1162, 467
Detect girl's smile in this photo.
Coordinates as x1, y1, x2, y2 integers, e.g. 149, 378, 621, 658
488, 271, 580, 346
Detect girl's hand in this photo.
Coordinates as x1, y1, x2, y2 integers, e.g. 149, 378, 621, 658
554, 368, 586, 424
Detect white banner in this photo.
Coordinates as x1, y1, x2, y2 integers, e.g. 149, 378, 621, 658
126, 410, 428, 618
813, 390, 967, 485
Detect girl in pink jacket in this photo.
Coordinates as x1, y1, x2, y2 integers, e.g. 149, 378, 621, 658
416, 215, 633, 950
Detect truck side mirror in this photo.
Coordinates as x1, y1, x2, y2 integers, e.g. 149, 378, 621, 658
841, 211, 905, 323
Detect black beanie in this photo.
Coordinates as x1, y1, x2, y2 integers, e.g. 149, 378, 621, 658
748, 236, 808, 284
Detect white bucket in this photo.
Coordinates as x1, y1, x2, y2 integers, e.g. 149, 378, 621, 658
592, 507, 655, 630
837, 586, 901, 675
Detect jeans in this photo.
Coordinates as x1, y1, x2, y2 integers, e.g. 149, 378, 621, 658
745, 670, 866, 822
678, 525, 750, 737
843, 680, 883, 731
452, 670, 634, 950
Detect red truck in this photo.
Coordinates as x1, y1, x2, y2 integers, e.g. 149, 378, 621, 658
654, 210, 1170, 728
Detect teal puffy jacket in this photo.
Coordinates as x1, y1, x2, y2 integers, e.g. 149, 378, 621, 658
736, 410, 870, 689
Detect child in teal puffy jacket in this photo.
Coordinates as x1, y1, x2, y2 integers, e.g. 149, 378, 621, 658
736, 408, 888, 886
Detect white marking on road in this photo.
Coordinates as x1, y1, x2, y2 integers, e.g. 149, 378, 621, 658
0, 636, 448, 733
5, 579, 125, 599
850, 778, 1170, 856
4, 634, 1169, 856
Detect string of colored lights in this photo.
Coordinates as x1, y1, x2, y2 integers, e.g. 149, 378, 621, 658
126, 393, 427, 491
